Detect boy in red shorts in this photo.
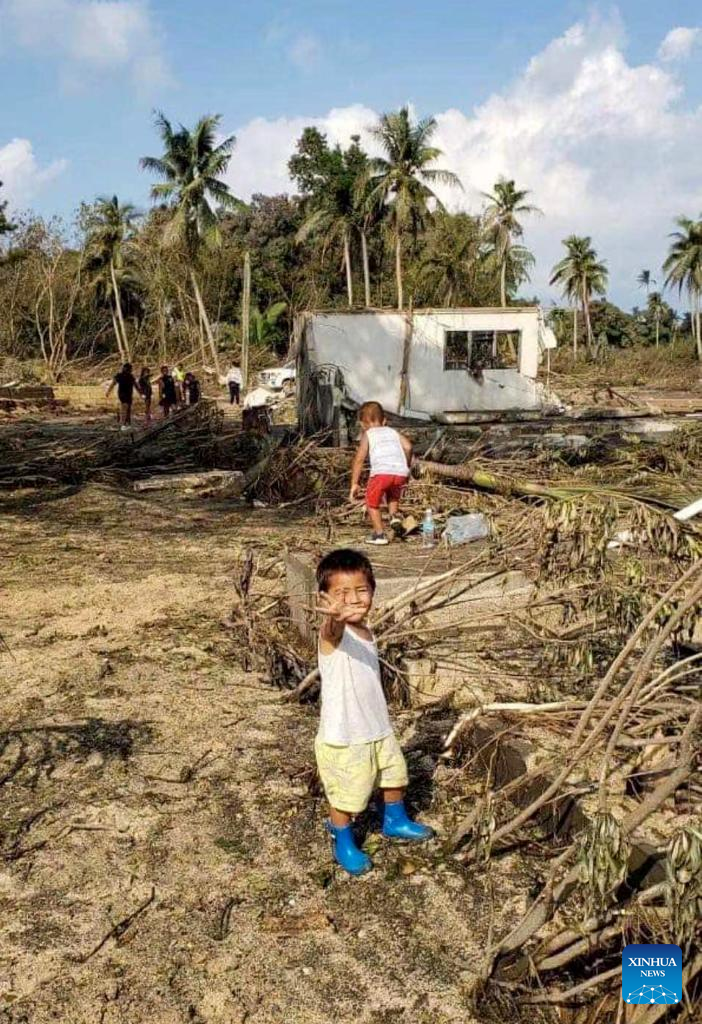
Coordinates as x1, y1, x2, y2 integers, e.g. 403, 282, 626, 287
349, 401, 412, 545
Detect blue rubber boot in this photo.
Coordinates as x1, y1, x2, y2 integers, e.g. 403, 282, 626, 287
382, 800, 434, 841
326, 821, 372, 876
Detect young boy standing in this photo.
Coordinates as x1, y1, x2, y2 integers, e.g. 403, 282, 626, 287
315, 548, 433, 876
349, 401, 412, 546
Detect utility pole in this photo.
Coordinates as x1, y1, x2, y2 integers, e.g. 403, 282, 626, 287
241, 251, 251, 392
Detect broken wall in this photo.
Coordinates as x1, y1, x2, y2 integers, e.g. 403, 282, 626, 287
301, 309, 549, 417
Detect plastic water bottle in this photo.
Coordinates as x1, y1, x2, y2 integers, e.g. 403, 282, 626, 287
422, 508, 436, 549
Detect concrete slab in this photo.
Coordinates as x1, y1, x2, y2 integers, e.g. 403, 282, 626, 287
285, 545, 534, 641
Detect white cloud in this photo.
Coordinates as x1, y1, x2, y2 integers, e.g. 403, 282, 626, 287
224, 13, 702, 307
1, 0, 171, 90
0, 139, 67, 208
658, 26, 701, 62
226, 105, 379, 201
288, 33, 321, 70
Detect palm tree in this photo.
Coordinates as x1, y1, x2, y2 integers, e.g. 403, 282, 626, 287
140, 112, 239, 370
418, 213, 481, 306
366, 106, 461, 310
550, 236, 608, 355
84, 195, 140, 360
637, 269, 655, 296
647, 291, 665, 348
350, 137, 383, 307
663, 215, 702, 361
296, 165, 357, 307
482, 178, 541, 307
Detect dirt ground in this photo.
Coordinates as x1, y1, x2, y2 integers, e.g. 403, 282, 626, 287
0, 471, 539, 1024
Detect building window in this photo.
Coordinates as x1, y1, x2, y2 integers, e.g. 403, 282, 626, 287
444, 330, 470, 370
496, 331, 520, 367
444, 329, 520, 373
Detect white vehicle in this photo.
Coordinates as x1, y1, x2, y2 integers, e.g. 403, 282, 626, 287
257, 361, 296, 394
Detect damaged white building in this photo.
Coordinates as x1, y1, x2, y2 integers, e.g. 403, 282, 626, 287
296, 307, 558, 434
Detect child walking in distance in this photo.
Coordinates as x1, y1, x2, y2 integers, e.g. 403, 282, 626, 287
107, 362, 139, 431
157, 365, 177, 417
349, 401, 412, 545
183, 371, 201, 405
138, 366, 153, 423
315, 549, 433, 875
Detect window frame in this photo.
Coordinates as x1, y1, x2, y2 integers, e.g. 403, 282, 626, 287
443, 328, 521, 372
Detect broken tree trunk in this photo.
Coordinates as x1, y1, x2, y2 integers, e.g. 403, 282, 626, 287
397, 308, 413, 414
417, 459, 572, 500
133, 470, 244, 493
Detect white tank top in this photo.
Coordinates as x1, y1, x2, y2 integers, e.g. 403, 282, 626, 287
318, 627, 393, 745
367, 426, 409, 478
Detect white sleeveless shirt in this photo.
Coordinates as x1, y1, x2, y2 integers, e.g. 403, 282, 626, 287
366, 426, 409, 478
318, 626, 393, 745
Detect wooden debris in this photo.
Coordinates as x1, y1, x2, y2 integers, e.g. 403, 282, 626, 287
133, 470, 244, 493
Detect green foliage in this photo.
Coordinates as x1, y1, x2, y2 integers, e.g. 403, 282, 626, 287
550, 235, 608, 352
251, 301, 287, 350
289, 129, 369, 303
415, 211, 497, 306
664, 214, 702, 358
2, 109, 702, 373
83, 196, 142, 311
482, 178, 541, 305
140, 111, 240, 257
0, 180, 15, 237
589, 300, 640, 348
664, 215, 702, 300
366, 106, 462, 307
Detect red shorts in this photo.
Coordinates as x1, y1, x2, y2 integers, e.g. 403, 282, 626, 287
366, 474, 408, 510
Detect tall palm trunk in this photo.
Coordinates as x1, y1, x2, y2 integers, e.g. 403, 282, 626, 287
110, 261, 130, 360
572, 307, 578, 358
500, 258, 507, 307
360, 228, 371, 307
582, 275, 593, 353
695, 297, 702, 361
190, 269, 220, 372
111, 309, 126, 362
395, 231, 404, 311
343, 230, 354, 308
655, 311, 660, 349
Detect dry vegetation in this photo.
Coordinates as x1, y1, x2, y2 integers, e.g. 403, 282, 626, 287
1, 382, 701, 1023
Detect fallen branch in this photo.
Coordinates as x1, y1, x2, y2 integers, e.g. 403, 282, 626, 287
490, 704, 701, 965
522, 964, 621, 1004
74, 887, 156, 963
443, 700, 588, 755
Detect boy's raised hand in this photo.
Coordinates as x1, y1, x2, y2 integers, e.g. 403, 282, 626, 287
316, 592, 359, 624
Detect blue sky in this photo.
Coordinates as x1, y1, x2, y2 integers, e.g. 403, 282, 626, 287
1, 1, 702, 307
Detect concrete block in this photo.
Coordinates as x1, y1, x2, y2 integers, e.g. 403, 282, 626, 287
286, 551, 317, 641
284, 550, 534, 641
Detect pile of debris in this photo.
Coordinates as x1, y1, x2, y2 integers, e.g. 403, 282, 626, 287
0, 383, 67, 416
221, 423, 702, 1020
0, 401, 230, 489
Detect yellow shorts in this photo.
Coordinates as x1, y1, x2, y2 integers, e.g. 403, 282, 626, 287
315, 733, 409, 814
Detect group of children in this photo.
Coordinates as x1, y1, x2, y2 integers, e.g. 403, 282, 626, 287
315, 400, 433, 876
107, 362, 201, 430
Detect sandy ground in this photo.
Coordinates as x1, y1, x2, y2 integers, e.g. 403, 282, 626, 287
0, 480, 542, 1024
